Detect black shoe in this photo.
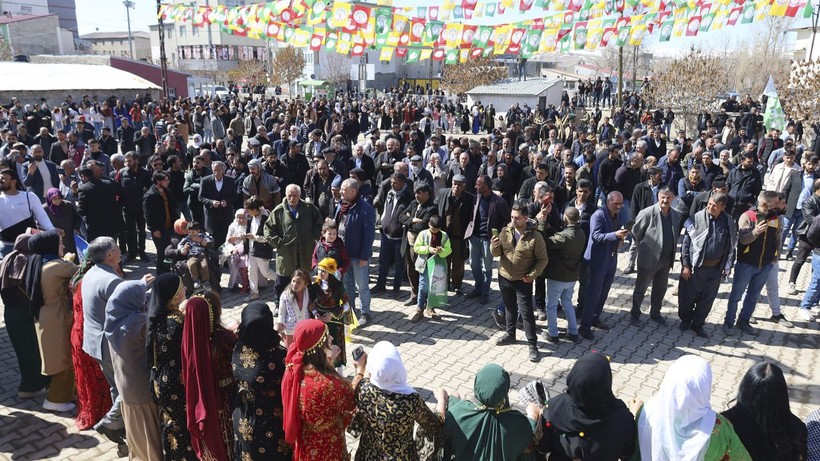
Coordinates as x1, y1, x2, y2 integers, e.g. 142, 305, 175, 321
138, 252, 152, 262
403, 297, 417, 306
123, 254, 136, 265
480, 294, 489, 304
410, 309, 425, 323
454, 288, 464, 296
466, 290, 482, 299
592, 321, 610, 331
95, 425, 126, 445
492, 309, 505, 329
566, 334, 582, 343
786, 249, 794, 260
691, 325, 708, 338
542, 332, 560, 344
371, 285, 386, 295
535, 310, 547, 321
747, 317, 758, 325
679, 319, 692, 331
623, 266, 635, 275
650, 315, 667, 326
736, 319, 756, 334
495, 334, 515, 346
391, 288, 401, 298
528, 346, 540, 362
630, 316, 642, 327
579, 330, 595, 341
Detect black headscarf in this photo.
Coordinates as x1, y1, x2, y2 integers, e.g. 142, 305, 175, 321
238, 302, 278, 350
549, 352, 627, 432
23, 230, 61, 321
146, 273, 184, 350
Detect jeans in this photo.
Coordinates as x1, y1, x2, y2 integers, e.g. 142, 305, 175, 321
580, 255, 616, 332
469, 236, 493, 295
800, 250, 820, 310
663, 123, 672, 138
95, 341, 124, 430
376, 235, 403, 290
546, 279, 579, 337
499, 275, 537, 346
344, 259, 372, 314
781, 212, 803, 251
762, 261, 782, 316
789, 238, 813, 284
725, 262, 773, 326
417, 271, 429, 309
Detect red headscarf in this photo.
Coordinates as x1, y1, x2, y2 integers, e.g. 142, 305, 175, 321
281, 319, 329, 445
181, 296, 228, 461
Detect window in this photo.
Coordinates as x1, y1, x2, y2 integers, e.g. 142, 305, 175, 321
192, 26, 199, 37
224, 0, 244, 7
179, 25, 186, 37
167, 27, 173, 39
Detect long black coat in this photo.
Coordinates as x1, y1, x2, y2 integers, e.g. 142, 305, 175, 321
198, 174, 236, 239
77, 177, 124, 241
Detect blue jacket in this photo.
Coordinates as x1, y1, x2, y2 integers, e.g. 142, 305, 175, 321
22, 159, 60, 202
584, 207, 621, 265
657, 155, 684, 190
336, 197, 376, 261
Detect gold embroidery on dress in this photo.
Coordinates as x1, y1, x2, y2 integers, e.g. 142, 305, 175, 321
240, 345, 259, 368
238, 418, 253, 441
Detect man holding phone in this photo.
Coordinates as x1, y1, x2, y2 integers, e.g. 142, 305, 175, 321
465, 175, 510, 304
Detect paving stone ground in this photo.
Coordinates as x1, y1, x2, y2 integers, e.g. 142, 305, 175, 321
1, 238, 818, 460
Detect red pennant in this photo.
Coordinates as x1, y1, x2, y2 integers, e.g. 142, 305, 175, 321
396, 47, 408, 57
432, 48, 446, 60
352, 5, 371, 26
310, 34, 323, 50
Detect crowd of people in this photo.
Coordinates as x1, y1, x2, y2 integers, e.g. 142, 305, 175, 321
1, 86, 820, 460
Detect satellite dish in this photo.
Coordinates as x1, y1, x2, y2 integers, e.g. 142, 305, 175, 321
310, 74, 316, 79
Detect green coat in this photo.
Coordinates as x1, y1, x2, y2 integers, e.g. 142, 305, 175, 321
263, 200, 323, 276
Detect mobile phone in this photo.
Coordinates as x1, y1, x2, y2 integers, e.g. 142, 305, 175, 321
352, 346, 364, 362
491, 228, 499, 238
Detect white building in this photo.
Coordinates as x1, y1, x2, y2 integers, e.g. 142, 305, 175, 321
80, 31, 151, 61
790, 26, 820, 62
466, 78, 563, 115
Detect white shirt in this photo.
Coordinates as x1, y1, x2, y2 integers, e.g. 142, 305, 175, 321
215, 178, 223, 192
36, 160, 52, 199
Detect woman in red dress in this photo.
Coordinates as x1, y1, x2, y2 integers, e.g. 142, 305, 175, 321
282, 319, 360, 461
69, 261, 113, 430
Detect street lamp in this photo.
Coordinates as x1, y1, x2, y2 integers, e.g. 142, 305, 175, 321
124, 0, 135, 59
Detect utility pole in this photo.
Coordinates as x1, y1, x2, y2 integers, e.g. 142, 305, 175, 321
124, 0, 135, 59
157, 0, 168, 97
810, 0, 820, 60
632, 45, 638, 91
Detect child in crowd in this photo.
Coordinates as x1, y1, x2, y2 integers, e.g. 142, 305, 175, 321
275, 269, 312, 347
412, 215, 451, 322
311, 219, 350, 280
177, 221, 213, 289
223, 209, 249, 294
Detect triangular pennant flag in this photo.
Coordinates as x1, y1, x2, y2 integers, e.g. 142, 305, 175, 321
659, 20, 673, 41
379, 46, 395, 60
686, 15, 701, 35
329, 1, 351, 28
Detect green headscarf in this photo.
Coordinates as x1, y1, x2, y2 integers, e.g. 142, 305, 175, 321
444, 364, 534, 461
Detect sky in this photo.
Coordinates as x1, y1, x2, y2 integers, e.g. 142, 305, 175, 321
75, 0, 813, 57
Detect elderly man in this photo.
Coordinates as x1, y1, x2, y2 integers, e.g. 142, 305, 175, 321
434, 173, 475, 296
373, 172, 414, 296
336, 178, 377, 325
22, 144, 59, 202
81, 237, 152, 445
133, 126, 156, 164
264, 184, 323, 306
679, 193, 737, 337
243, 158, 281, 211
198, 161, 236, 248
579, 191, 629, 340
304, 159, 339, 220
492, 201, 548, 362
348, 142, 376, 184
629, 185, 681, 326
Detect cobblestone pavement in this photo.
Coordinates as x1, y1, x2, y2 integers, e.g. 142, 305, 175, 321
1, 239, 818, 460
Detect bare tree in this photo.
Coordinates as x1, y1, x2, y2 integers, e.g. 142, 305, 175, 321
321, 52, 351, 86
270, 45, 306, 95
725, 17, 795, 96
780, 59, 820, 122
233, 60, 267, 91
643, 47, 728, 135
440, 56, 508, 95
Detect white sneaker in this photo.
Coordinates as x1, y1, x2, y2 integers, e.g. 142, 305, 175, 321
787, 282, 798, 295
797, 308, 814, 322
43, 399, 76, 412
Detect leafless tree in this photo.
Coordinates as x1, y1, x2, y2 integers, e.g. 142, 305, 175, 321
440, 56, 508, 95
780, 59, 820, 122
270, 45, 306, 95
321, 52, 351, 86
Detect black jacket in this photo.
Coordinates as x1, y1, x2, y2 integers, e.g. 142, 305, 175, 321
347, 155, 376, 184
143, 185, 176, 232
116, 167, 151, 211
378, 186, 413, 239
434, 188, 475, 238
281, 153, 310, 188
399, 198, 438, 254
689, 189, 736, 218
727, 165, 763, 207
77, 177, 124, 240
198, 174, 237, 230
247, 213, 273, 260
798, 193, 820, 236
631, 181, 657, 223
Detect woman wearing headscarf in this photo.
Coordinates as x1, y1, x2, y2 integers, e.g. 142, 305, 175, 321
70, 259, 113, 430
105, 278, 162, 460
232, 302, 290, 461
0, 233, 49, 398
492, 164, 515, 208
42, 188, 81, 256
349, 341, 446, 461
25, 229, 78, 412
722, 362, 807, 461
443, 363, 538, 460
308, 257, 352, 375
633, 355, 751, 461
281, 319, 358, 461
181, 293, 238, 461
147, 273, 196, 460
537, 352, 637, 460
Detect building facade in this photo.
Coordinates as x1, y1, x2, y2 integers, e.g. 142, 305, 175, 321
80, 31, 151, 61
791, 26, 820, 62
0, 14, 73, 56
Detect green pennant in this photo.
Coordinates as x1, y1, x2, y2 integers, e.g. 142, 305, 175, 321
804, 2, 814, 18
522, 29, 543, 54
445, 49, 458, 64
406, 49, 420, 63
659, 19, 673, 42
374, 7, 391, 45
474, 26, 493, 48
700, 13, 715, 31
741, 3, 755, 24
615, 26, 630, 47
559, 32, 571, 52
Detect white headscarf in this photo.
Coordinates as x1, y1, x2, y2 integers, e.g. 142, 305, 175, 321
366, 341, 416, 395
638, 355, 716, 461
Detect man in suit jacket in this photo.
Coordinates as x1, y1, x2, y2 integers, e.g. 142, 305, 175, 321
22, 144, 59, 202
629, 185, 682, 326
580, 191, 629, 340
434, 175, 475, 295
398, 183, 438, 307
77, 167, 124, 241
198, 161, 236, 248
80, 237, 129, 442
348, 143, 376, 184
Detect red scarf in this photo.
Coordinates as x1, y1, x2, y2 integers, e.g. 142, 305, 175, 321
181, 296, 228, 461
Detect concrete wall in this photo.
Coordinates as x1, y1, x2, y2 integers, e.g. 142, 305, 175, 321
88, 36, 151, 61
47, 0, 77, 37
0, 89, 161, 107
6, 15, 64, 55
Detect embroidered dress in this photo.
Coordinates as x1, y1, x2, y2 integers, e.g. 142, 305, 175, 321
308, 278, 350, 368
71, 279, 112, 430
295, 368, 356, 461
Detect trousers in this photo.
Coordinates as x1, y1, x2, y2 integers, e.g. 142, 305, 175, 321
678, 265, 722, 328
631, 259, 672, 319
499, 275, 537, 346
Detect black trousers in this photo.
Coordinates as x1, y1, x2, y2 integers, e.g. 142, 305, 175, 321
534, 272, 547, 311
789, 238, 813, 284
678, 265, 722, 328
576, 260, 590, 315
403, 245, 419, 297
123, 208, 146, 256
2, 291, 49, 392
151, 229, 171, 274
631, 260, 672, 319
447, 236, 467, 289
499, 275, 537, 346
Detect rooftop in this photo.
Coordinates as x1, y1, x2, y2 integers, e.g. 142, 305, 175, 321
80, 31, 150, 41
0, 14, 56, 25
466, 78, 561, 96
0, 62, 160, 92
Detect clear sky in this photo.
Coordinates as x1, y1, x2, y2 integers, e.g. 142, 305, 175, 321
74, 0, 813, 56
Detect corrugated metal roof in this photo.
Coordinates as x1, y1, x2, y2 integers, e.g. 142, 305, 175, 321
466, 78, 562, 96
